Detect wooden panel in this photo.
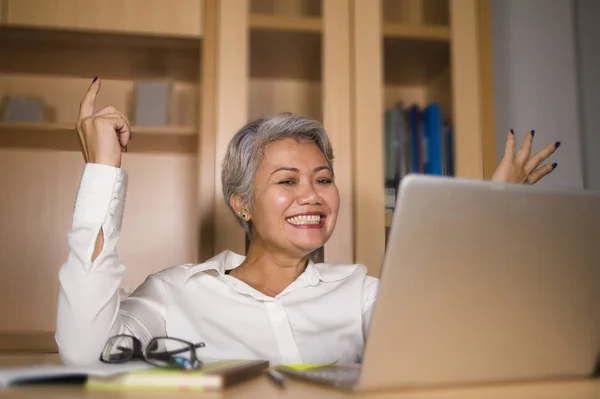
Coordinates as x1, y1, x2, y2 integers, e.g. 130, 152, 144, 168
384, 35, 449, 86
478, 0, 498, 179
251, 0, 321, 17
250, 29, 321, 81
352, 0, 385, 276
322, 0, 353, 264
250, 14, 321, 32
213, 0, 249, 256
0, 122, 197, 153
197, 0, 218, 262
0, 0, 6, 24
0, 150, 197, 332
382, 0, 448, 25
249, 78, 322, 121
450, 0, 483, 179
0, 27, 200, 82
0, 332, 57, 353
5, 0, 202, 37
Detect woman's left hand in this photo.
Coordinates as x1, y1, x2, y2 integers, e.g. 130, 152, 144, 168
491, 129, 561, 184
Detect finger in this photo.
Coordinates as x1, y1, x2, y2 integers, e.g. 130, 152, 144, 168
97, 114, 132, 148
524, 141, 560, 175
515, 129, 534, 165
75, 121, 89, 162
76, 132, 89, 162
502, 129, 516, 162
79, 77, 101, 120
527, 162, 557, 184
94, 106, 132, 136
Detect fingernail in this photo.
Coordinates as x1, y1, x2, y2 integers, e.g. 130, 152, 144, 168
555, 141, 561, 149
552, 162, 558, 169
92, 76, 98, 83
530, 130, 535, 136
510, 129, 514, 135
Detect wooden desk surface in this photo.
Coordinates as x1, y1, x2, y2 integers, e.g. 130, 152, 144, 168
0, 354, 598, 399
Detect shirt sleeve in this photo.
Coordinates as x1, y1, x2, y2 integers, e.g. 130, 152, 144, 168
361, 276, 380, 341
55, 163, 166, 366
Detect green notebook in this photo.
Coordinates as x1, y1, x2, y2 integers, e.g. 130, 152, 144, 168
86, 359, 269, 391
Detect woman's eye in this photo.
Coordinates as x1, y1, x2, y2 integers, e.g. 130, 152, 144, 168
278, 180, 296, 185
317, 178, 333, 185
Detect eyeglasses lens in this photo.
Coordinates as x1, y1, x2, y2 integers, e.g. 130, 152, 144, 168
101, 335, 135, 363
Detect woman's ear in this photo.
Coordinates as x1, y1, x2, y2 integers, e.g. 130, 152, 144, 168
230, 194, 251, 222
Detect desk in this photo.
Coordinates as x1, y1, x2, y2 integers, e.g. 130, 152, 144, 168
1, 354, 599, 399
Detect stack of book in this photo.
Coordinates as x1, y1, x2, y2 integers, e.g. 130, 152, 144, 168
383, 101, 454, 211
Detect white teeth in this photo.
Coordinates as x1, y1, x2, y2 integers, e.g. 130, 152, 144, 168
287, 215, 322, 225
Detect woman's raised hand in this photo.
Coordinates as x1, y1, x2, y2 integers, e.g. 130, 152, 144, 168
76, 77, 131, 168
491, 129, 560, 185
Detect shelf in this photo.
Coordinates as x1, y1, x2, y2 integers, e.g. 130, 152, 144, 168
383, 23, 450, 41
0, 121, 197, 153
383, 24, 450, 86
250, 15, 321, 81
0, 121, 195, 136
250, 14, 321, 33
0, 27, 201, 81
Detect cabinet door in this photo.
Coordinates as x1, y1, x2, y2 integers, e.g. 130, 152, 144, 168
6, 0, 201, 37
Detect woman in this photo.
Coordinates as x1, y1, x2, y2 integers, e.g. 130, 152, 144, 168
56, 78, 560, 366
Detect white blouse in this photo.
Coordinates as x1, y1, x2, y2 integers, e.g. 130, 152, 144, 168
56, 163, 380, 366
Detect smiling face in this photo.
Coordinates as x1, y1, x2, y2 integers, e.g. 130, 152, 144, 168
247, 138, 339, 257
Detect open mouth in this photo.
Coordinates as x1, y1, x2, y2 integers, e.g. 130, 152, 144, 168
285, 214, 325, 227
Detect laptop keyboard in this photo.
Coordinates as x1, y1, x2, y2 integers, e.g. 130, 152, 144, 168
278, 365, 361, 389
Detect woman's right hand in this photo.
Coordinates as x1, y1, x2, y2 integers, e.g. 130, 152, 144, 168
76, 77, 131, 168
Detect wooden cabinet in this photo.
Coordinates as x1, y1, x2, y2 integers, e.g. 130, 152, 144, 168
5, 0, 202, 37
0, 0, 495, 341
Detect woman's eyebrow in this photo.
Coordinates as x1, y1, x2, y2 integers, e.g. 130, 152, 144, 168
271, 166, 331, 175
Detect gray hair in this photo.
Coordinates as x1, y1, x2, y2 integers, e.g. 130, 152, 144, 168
221, 112, 335, 237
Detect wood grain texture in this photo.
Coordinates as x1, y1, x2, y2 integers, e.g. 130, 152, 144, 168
0, 28, 200, 82
5, 0, 202, 37
212, 0, 249, 256
477, 0, 498, 179
0, 150, 198, 332
449, 0, 484, 179
197, 0, 218, 262
0, 356, 597, 399
322, 0, 353, 264
352, 0, 385, 277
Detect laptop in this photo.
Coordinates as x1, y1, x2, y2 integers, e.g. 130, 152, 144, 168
277, 174, 600, 391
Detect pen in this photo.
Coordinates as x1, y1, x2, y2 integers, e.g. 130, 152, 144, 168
266, 369, 286, 388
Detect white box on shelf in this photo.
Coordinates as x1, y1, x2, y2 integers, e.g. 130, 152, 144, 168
1, 96, 45, 122
133, 80, 172, 126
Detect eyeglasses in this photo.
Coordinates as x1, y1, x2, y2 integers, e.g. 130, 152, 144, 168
99, 335, 206, 370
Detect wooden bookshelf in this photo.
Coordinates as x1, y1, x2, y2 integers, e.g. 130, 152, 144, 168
0, 121, 196, 137
0, 0, 497, 337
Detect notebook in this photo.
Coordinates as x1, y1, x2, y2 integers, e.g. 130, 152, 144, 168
0, 362, 152, 388
86, 359, 269, 391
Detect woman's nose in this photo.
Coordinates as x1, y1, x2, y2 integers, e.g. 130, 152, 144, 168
298, 182, 322, 205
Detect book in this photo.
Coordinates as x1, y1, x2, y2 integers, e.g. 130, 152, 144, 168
86, 359, 269, 391
0, 362, 152, 388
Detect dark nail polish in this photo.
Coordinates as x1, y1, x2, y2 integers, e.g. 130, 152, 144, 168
531, 130, 535, 136
510, 129, 514, 135
555, 141, 561, 149
552, 162, 558, 169
92, 76, 98, 83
